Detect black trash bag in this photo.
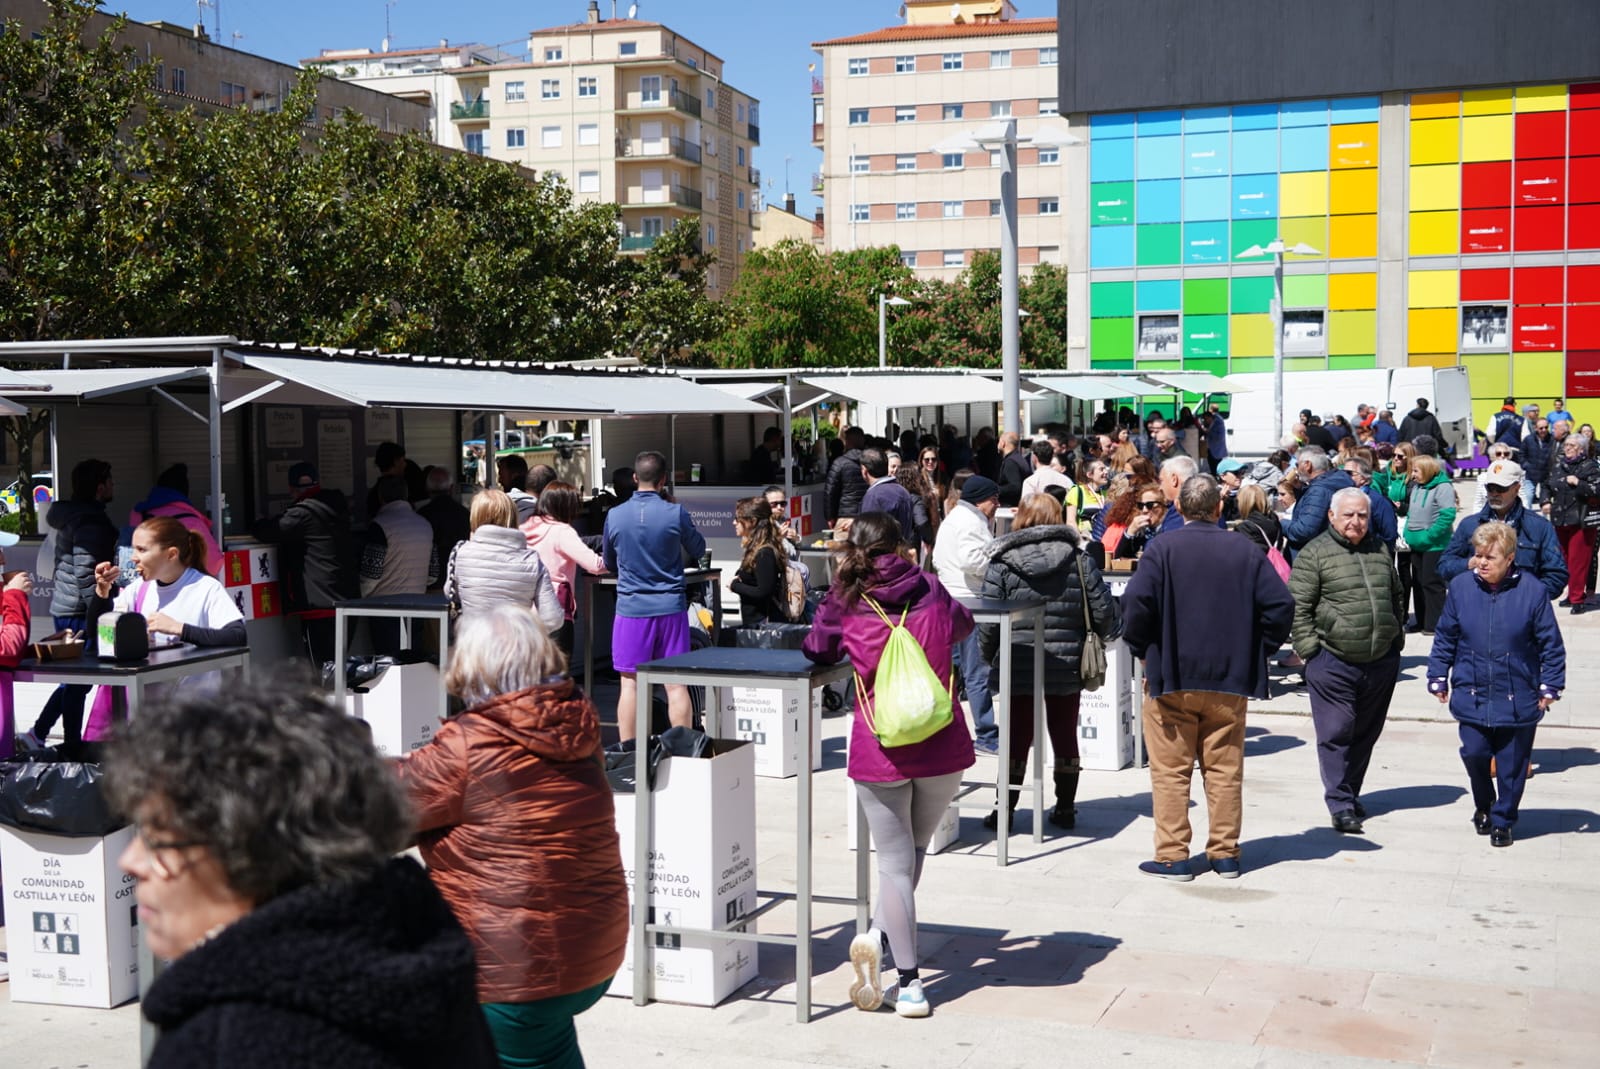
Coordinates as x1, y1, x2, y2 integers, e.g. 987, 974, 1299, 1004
320, 650, 433, 691
733, 623, 811, 651
604, 726, 714, 793
0, 748, 124, 838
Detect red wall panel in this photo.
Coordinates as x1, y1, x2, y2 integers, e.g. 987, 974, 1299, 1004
1514, 157, 1565, 205
1569, 306, 1600, 350
1569, 265, 1600, 305
1573, 109, 1600, 156
1462, 161, 1513, 209
1513, 206, 1564, 250
1574, 83, 1600, 109
1515, 266, 1565, 305
1513, 307, 1564, 352
1572, 204, 1600, 249
1570, 157, 1600, 204
1566, 351, 1600, 398
1461, 268, 1510, 302
1461, 208, 1511, 253
1514, 111, 1567, 159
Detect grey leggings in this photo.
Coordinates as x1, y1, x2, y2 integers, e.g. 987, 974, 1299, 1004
854, 771, 963, 971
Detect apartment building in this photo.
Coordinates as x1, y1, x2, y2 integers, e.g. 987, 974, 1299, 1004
812, 0, 1063, 280
429, 4, 761, 296
305, 41, 519, 139
0, 0, 429, 134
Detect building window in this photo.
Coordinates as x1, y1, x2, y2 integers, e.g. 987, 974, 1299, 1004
941, 152, 963, 169
942, 52, 963, 71
943, 200, 963, 218
737, 189, 747, 209
706, 87, 716, 109
895, 154, 916, 172
578, 122, 599, 145
737, 102, 747, 122
850, 155, 869, 173
896, 202, 915, 220
541, 125, 561, 148
1040, 46, 1059, 65
505, 80, 526, 102
1039, 197, 1060, 215
170, 67, 186, 93
619, 41, 637, 56
943, 103, 963, 120
643, 216, 664, 237
1040, 98, 1059, 116
1038, 146, 1059, 165
463, 131, 485, 155
641, 75, 661, 104
900, 251, 916, 267
991, 101, 1012, 118
540, 79, 561, 99
706, 223, 717, 245
578, 171, 600, 194
849, 108, 869, 125
989, 199, 1002, 216
706, 176, 718, 201
943, 250, 963, 267
895, 105, 915, 123
578, 76, 597, 97
850, 204, 869, 222
220, 81, 246, 107
895, 55, 913, 73
991, 50, 1011, 69
705, 132, 717, 155
990, 149, 1003, 167
544, 47, 563, 62
737, 145, 746, 166
848, 58, 868, 76
749, 103, 759, 126
506, 128, 527, 149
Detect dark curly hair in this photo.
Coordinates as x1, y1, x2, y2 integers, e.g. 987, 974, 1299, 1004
105, 672, 411, 904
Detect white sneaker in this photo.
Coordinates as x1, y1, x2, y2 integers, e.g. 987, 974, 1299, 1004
847, 929, 884, 1011
894, 978, 930, 1018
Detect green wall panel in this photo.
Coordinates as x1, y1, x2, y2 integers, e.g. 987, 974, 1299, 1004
1284, 356, 1329, 372
1230, 275, 1276, 314
1231, 219, 1279, 261
1136, 224, 1182, 266
1327, 355, 1377, 370
1183, 357, 1229, 378
1137, 360, 1182, 371
1089, 357, 1135, 370
1230, 357, 1274, 373
1090, 317, 1135, 360
1090, 182, 1134, 226
1183, 278, 1228, 315
1091, 281, 1135, 318
1284, 273, 1329, 308
1183, 314, 1229, 358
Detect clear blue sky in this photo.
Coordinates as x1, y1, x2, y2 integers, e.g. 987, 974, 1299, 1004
115, 1, 1054, 216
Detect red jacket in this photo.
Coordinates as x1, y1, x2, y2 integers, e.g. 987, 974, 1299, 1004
0, 588, 31, 760
398, 678, 627, 1003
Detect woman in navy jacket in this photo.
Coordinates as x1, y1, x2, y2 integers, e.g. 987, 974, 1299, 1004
1427, 521, 1565, 848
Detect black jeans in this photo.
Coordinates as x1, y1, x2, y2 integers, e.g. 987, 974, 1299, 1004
1306, 649, 1401, 814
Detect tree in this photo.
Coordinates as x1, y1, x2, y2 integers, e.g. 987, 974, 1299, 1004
888, 252, 1069, 370
3, 408, 51, 522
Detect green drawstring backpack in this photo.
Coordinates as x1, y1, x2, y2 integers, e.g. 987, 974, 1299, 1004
853, 595, 954, 747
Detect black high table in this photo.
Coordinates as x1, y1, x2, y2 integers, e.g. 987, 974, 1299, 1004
630, 647, 862, 1022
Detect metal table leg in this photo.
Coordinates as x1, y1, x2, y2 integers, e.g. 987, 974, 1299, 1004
631, 667, 653, 1006
996, 615, 1012, 867
1031, 606, 1046, 843
792, 677, 812, 1023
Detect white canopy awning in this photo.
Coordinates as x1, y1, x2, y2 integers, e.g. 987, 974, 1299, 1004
705, 381, 784, 405
0, 367, 207, 401
1027, 375, 1168, 401
0, 368, 50, 393
801, 373, 1004, 409
1140, 372, 1252, 394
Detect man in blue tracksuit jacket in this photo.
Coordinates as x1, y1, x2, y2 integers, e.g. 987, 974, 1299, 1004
1437, 460, 1566, 600
1283, 448, 1355, 555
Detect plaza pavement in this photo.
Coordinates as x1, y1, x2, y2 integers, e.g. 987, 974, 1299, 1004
3, 542, 1598, 1067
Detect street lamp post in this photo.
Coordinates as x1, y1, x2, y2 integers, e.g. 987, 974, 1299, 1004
931, 121, 1080, 435
1239, 239, 1322, 444
878, 293, 910, 369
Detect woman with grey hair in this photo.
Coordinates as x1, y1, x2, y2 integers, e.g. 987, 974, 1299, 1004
105, 678, 497, 1068
1545, 433, 1600, 614
399, 605, 626, 1069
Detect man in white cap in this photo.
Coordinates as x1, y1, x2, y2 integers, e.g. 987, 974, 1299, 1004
1437, 458, 1566, 601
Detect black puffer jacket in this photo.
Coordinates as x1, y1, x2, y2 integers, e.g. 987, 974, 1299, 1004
825, 448, 867, 523
977, 524, 1122, 692
1545, 452, 1600, 527
252, 488, 354, 609
143, 857, 498, 1069
47, 499, 117, 617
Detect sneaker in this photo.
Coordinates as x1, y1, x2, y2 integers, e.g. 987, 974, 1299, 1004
847, 929, 884, 1011
894, 979, 931, 1018
16, 730, 45, 752
972, 737, 999, 756
1138, 859, 1194, 882
1209, 856, 1242, 879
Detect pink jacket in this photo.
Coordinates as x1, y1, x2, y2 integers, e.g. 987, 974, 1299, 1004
0, 588, 33, 760
521, 515, 606, 620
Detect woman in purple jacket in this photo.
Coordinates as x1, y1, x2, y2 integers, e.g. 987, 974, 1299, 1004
803, 513, 975, 1020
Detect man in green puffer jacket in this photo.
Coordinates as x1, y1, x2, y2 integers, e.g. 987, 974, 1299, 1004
1289, 487, 1406, 836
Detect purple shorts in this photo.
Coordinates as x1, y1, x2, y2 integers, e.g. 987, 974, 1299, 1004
611, 612, 690, 674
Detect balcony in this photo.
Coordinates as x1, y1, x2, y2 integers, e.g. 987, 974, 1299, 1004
747, 122, 760, 144
621, 86, 703, 118
669, 87, 703, 118
623, 185, 703, 210
618, 135, 702, 164
812, 122, 823, 144
748, 167, 761, 187
811, 76, 823, 95
810, 171, 824, 193
449, 99, 489, 122
620, 234, 659, 252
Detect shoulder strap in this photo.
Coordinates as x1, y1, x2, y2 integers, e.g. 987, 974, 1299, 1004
133, 580, 151, 614
1076, 552, 1093, 631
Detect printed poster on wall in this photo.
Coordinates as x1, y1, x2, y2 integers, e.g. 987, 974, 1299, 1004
317, 418, 356, 496
364, 407, 398, 445
264, 408, 304, 450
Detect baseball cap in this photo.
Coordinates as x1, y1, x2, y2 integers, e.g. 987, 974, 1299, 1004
1216, 458, 1248, 475
1484, 459, 1524, 488
287, 461, 320, 489
960, 475, 1001, 504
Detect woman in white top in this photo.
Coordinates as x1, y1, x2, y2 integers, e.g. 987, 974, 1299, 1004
445, 490, 563, 631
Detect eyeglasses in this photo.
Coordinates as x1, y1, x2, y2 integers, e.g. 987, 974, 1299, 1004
1136, 501, 1164, 511
134, 823, 206, 880
920, 455, 938, 464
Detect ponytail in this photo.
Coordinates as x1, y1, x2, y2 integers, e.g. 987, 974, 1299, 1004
186, 530, 210, 575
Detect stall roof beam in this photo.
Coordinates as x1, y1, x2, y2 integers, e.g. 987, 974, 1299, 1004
800, 373, 1005, 409
1026, 375, 1170, 401
0, 367, 207, 400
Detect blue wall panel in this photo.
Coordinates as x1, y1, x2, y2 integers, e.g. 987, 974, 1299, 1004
1137, 110, 1183, 136
1136, 179, 1181, 223
1137, 279, 1182, 311
1280, 125, 1330, 172
1330, 96, 1381, 124
1090, 112, 1136, 139
1090, 225, 1135, 267
1135, 134, 1182, 179
1182, 221, 1229, 264
1183, 106, 1230, 133
1183, 176, 1230, 220
1232, 129, 1279, 174
1232, 103, 1279, 130
1281, 99, 1330, 127
1184, 132, 1230, 176
1090, 138, 1135, 182
1232, 173, 1279, 219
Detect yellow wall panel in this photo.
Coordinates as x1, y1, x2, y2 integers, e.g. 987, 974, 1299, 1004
1512, 354, 1566, 399
1328, 310, 1377, 355
1408, 269, 1459, 308
1514, 85, 1567, 112
1280, 216, 1328, 258
1409, 210, 1460, 256
1462, 88, 1513, 115
1330, 168, 1379, 214
1328, 213, 1377, 259
1230, 314, 1274, 357
1462, 114, 1514, 162
1561, 401, 1600, 429
1409, 308, 1458, 352
1410, 118, 1460, 165
1409, 165, 1461, 212
1329, 272, 1377, 310
1462, 354, 1511, 397
1330, 123, 1379, 169
1410, 92, 1461, 120
1279, 171, 1329, 217
1409, 352, 1456, 368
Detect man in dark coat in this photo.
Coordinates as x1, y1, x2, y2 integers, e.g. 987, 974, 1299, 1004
252, 461, 353, 665
414, 466, 470, 591
1121, 474, 1294, 881
1521, 416, 1554, 504
1398, 397, 1445, 445
1283, 447, 1356, 554
995, 432, 1033, 507
824, 425, 869, 528
1438, 459, 1566, 600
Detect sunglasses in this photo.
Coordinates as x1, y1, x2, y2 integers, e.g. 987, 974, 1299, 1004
921, 455, 938, 464
1136, 501, 1164, 510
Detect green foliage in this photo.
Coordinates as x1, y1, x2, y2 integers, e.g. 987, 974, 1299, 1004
0, 511, 28, 535
0, 1, 718, 361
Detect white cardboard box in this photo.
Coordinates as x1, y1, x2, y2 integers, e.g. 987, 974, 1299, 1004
716, 685, 824, 779
1077, 637, 1135, 771
0, 825, 140, 1008
346, 661, 443, 757
609, 739, 759, 1005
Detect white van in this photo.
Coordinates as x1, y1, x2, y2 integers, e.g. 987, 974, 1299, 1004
1220, 366, 1472, 459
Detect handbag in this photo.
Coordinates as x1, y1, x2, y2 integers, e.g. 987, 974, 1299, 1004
83, 581, 151, 743
1076, 554, 1108, 692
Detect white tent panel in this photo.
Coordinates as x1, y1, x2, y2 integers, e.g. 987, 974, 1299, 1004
0, 367, 205, 400
801, 374, 1004, 409
1027, 375, 1168, 401
1140, 372, 1252, 394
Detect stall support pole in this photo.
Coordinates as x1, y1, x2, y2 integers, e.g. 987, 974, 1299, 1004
209, 347, 224, 538
669, 415, 677, 485
483, 413, 497, 493
589, 418, 604, 498
782, 378, 795, 499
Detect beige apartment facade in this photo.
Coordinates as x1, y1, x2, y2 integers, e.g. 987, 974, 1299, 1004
812, 1, 1065, 280
440, 11, 760, 296
306, 41, 519, 140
